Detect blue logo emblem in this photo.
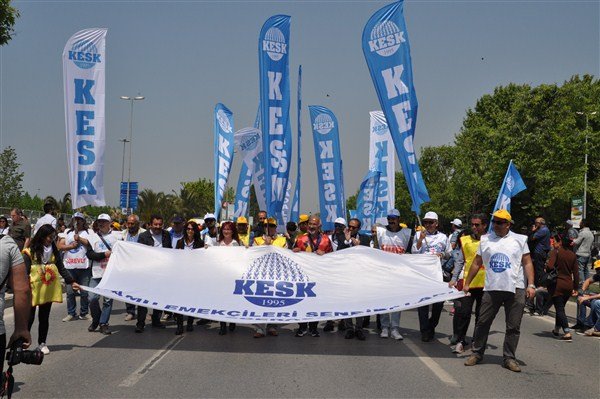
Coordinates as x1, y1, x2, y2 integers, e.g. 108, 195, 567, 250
313, 113, 335, 135
489, 253, 511, 273
68, 40, 101, 69
233, 252, 316, 308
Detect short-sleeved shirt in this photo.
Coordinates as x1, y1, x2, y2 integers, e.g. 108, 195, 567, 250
88, 231, 122, 279
0, 236, 25, 335
33, 214, 57, 236
477, 231, 530, 293
411, 231, 449, 256
376, 226, 412, 254
9, 220, 31, 250
59, 229, 91, 269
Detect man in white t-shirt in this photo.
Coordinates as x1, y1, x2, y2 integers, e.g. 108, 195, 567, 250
375, 209, 412, 340
412, 211, 449, 342
463, 209, 535, 373
33, 203, 57, 236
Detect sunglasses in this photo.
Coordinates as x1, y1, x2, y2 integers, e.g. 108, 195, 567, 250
492, 219, 508, 225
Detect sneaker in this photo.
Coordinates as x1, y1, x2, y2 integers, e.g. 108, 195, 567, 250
464, 354, 481, 366
503, 359, 521, 372
310, 329, 320, 337
380, 328, 389, 339
161, 313, 171, 322
37, 343, 50, 355
99, 324, 112, 335
124, 314, 135, 321
88, 323, 98, 332
344, 329, 355, 339
79, 314, 91, 321
323, 321, 334, 332
135, 323, 145, 333
452, 342, 465, 354
295, 329, 307, 337
355, 330, 366, 341
449, 334, 458, 345
584, 328, 600, 337
62, 315, 77, 322
390, 329, 403, 341
560, 334, 572, 341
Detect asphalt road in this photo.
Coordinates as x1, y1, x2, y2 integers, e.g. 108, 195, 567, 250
3, 299, 599, 398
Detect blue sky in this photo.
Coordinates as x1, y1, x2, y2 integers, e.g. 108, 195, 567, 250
1, 0, 598, 215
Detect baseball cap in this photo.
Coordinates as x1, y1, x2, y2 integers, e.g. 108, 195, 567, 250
387, 209, 400, 218
172, 216, 184, 224
236, 216, 248, 224
593, 259, 600, 269
334, 217, 347, 227
72, 212, 85, 220
97, 213, 111, 222
451, 218, 462, 227
492, 209, 512, 222
112, 222, 121, 230
203, 213, 216, 221
423, 211, 438, 221
264, 217, 277, 226
298, 214, 309, 223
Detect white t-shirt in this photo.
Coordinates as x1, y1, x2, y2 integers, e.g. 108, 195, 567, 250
477, 231, 529, 293
0, 227, 9, 235
376, 226, 412, 254
412, 231, 449, 256
171, 232, 183, 249
33, 214, 57, 236
202, 231, 218, 247
219, 240, 240, 247
59, 229, 91, 269
89, 230, 122, 278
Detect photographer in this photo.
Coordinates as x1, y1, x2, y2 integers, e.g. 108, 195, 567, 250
0, 235, 32, 375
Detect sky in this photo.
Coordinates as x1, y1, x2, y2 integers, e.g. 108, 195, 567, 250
1, 0, 598, 215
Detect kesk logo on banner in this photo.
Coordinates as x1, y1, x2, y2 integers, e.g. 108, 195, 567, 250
63, 28, 107, 208
234, 127, 266, 213
369, 111, 395, 225
309, 106, 345, 231
83, 242, 464, 324
214, 104, 235, 219
259, 15, 292, 220
355, 169, 381, 234
290, 65, 302, 224
362, 1, 430, 213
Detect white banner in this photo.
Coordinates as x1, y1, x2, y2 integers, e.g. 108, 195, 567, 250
63, 28, 107, 208
84, 242, 463, 324
234, 127, 266, 212
369, 111, 395, 225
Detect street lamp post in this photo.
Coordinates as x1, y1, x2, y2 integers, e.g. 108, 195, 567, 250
576, 111, 596, 219
120, 95, 145, 214
118, 138, 130, 183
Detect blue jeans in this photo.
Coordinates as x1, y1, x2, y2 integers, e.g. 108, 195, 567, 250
88, 277, 113, 326
380, 311, 401, 330
591, 299, 600, 331
66, 268, 91, 316
576, 256, 591, 324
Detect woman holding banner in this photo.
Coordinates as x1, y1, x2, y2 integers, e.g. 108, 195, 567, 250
217, 221, 239, 335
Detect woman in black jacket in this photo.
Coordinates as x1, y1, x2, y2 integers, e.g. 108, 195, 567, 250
174, 221, 204, 334
23, 224, 80, 354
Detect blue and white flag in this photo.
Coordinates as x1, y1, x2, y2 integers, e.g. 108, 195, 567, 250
492, 160, 527, 215
63, 28, 107, 208
369, 111, 395, 225
259, 15, 292, 220
235, 127, 266, 214
214, 103, 234, 219
290, 65, 302, 224
309, 105, 345, 231
280, 181, 293, 225
356, 170, 381, 234
362, 1, 429, 213
233, 162, 252, 219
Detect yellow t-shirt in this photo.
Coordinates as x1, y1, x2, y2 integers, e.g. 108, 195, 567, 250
460, 235, 486, 288
253, 235, 287, 248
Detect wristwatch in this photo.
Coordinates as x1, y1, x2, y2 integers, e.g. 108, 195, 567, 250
527, 284, 536, 289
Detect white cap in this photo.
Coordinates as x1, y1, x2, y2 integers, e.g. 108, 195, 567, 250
423, 211, 438, 221
203, 213, 216, 220
451, 218, 462, 227
72, 212, 85, 220
387, 209, 400, 218
97, 213, 111, 222
334, 217, 347, 227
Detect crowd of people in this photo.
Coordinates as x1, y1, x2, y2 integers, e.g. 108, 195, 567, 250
0, 203, 599, 373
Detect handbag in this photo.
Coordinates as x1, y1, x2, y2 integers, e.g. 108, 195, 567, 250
542, 268, 558, 287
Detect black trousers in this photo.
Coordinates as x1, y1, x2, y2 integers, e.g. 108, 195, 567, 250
298, 322, 318, 331
418, 302, 444, 334
453, 288, 483, 343
175, 314, 194, 326
0, 334, 5, 375
552, 293, 571, 333
28, 303, 52, 345
136, 306, 161, 326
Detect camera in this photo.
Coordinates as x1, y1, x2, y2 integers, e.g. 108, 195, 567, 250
5, 339, 44, 366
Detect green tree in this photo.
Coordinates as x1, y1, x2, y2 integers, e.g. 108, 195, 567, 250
0, 146, 24, 207
0, 0, 19, 46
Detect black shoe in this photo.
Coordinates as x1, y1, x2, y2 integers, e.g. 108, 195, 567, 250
295, 329, 307, 337
135, 323, 145, 333
229, 323, 236, 332
151, 322, 166, 329
175, 325, 184, 335
421, 332, 432, 342
362, 318, 371, 328
219, 325, 227, 335
88, 322, 98, 332
99, 324, 112, 335
355, 330, 366, 341
570, 323, 584, 331
338, 320, 347, 331
196, 318, 210, 325
323, 321, 334, 332
344, 329, 355, 339
310, 329, 320, 337
186, 324, 194, 332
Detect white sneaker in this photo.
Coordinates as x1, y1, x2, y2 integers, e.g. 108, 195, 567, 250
452, 342, 464, 354
37, 343, 50, 355
124, 314, 134, 321
62, 315, 77, 322
79, 314, 91, 321
390, 329, 404, 340
380, 328, 389, 338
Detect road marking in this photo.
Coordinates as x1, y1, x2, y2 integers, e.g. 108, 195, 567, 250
404, 340, 460, 388
119, 335, 185, 387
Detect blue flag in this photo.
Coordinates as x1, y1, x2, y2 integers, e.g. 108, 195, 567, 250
356, 169, 382, 234
233, 162, 252, 218
290, 65, 302, 224
309, 105, 345, 231
362, 1, 429, 213
492, 160, 527, 215
214, 103, 234, 220
259, 15, 292, 220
